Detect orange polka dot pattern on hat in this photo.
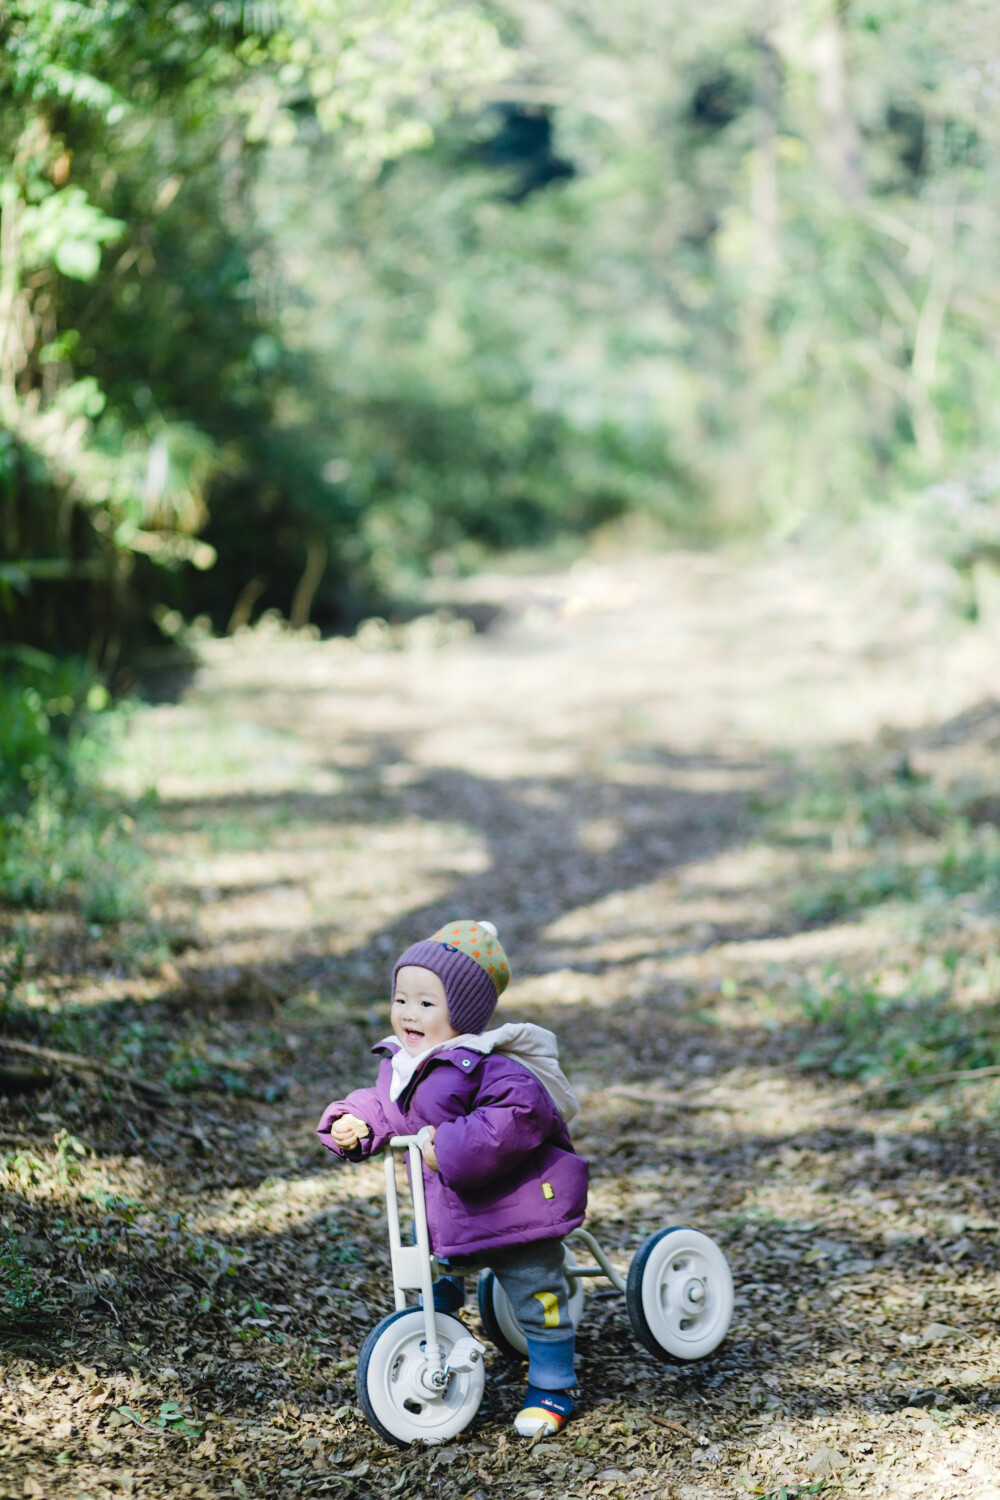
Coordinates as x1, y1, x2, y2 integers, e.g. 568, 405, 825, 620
430, 919, 510, 995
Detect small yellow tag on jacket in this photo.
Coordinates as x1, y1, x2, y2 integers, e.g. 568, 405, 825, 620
541, 1181, 555, 1200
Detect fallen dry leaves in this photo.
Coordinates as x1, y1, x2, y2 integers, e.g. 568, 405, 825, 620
3, 550, 1000, 1500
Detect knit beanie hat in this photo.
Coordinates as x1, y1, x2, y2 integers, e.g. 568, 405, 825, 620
392, 918, 510, 1035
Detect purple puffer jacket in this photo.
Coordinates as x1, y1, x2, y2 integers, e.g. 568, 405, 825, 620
317, 1042, 589, 1258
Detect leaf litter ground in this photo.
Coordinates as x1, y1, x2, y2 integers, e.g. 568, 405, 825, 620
3, 547, 1000, 1500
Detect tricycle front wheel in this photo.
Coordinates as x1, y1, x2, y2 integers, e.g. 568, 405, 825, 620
626, 1226, 733, 1362
356, 1309, 485, 1446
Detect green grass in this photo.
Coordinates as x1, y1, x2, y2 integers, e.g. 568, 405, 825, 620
790, 824, 1000, 930
0, 653, 148, 919
0, 1228, 48, 1324
776, 758, 950, 847
771, 755, 1000, 1089
771, 751, 1000, 931
757, 1485, 827, 1500
33, 1002, 285, 1101
793, 968, 1000, 1083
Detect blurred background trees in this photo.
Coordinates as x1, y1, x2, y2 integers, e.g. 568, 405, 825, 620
2, 0, 1000, 661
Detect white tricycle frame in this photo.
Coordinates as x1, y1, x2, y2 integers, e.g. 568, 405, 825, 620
355, 1135, 735, 1446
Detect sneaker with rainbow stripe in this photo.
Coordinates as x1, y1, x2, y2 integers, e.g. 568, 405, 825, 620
514, 1385, 573, 1438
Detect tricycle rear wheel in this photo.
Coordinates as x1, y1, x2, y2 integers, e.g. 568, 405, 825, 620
476, 1270, 526, 1360
476, 1246, 585, 1359
626, 1226, 733, 1362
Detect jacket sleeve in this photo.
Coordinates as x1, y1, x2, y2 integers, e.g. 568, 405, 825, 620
316, 1082, 393, 1160
432, 1062, 559, 1191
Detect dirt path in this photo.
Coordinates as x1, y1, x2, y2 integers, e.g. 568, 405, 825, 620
4, 544, 1000, 1500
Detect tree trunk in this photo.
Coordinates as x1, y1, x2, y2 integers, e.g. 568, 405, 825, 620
813, 1, 865, 201
750, 29, 780, 292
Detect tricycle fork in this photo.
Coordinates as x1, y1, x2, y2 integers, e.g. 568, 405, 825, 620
564, 1227, 628, 1293
385, 1135, 444, 1377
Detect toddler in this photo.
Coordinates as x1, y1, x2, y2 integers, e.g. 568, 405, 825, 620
317, 918, 589, 1437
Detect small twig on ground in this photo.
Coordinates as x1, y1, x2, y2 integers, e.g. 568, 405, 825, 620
605, 1085, 734, 1113
837, 1063, 1000, 1108
97, 1295, 122, 1327
0, 1129, 49, 1148
0, 1036, 179, 1103
646, 1414, 696, 1437
0, 1127, 99, 1152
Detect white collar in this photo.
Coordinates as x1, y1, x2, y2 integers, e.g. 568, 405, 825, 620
380, 1022, 578, 1120
382, 1037, 450, 1102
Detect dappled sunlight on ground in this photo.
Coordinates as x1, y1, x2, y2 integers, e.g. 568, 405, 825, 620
5, 547, 1000, 1497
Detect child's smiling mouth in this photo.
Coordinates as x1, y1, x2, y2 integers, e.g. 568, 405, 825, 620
404, 1027, 424, 1046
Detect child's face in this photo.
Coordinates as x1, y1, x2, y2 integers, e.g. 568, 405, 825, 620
391, 965, 461, 1055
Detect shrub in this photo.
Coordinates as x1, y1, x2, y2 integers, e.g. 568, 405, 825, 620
0, 1229, 46, 1323
0, 653, 144, 916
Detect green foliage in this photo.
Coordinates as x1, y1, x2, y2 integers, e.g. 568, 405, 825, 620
770, 754, 1000, 933
758, 1485, 827, 1500
5, 0, 1000, 651
774, 746, 1000, 1087
111, 1402, 203, 1440
0, 652, 82, 805
82, 1188, 146, 1217
314, 1209, 362, 1266
777, 758, 950, 848
0, 655, 145, 915
150, 1402, 203, 1440
162, 1047, 272, 1099
794, 967, 1000, 1083
51, 1129, 89, 1183
18, 183, 125, 282
0, 0, 509, 650
0, 933, 26, 1025
0, 1228, 47, 1323
246, 0, 1000, 610
788, 819, 1000, 930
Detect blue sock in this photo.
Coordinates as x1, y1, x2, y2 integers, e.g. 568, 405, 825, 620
525, 1334, 576, 1391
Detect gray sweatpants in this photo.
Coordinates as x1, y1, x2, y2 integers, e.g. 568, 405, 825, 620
448, 1236, 573, 1344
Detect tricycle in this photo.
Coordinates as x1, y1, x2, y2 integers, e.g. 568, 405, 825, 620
354, 1135, 735, 1445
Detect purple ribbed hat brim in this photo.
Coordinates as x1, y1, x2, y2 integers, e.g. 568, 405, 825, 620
393, 938, 498, 1034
